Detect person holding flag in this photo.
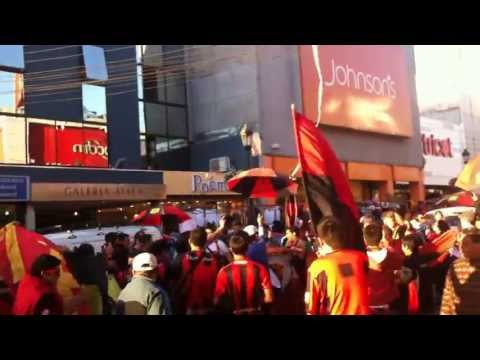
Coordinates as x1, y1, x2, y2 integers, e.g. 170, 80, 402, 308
13, 254, 64, 315
290, 105, 368, 315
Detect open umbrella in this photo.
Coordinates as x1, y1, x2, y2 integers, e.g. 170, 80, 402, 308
133, 205, 197, 233
435, 191, 477, 208
226, 168, 295, 199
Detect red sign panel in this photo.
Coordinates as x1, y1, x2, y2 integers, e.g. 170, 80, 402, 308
299, 45, 414, 137
29, 123, 108, 167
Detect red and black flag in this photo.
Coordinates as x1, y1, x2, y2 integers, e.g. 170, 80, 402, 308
291, 109, 364, 252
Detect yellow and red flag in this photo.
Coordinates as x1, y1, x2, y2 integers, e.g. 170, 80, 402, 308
0, 222, 81, 304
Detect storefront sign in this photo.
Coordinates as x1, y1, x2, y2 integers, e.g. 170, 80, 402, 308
28, 122, 108, 168
299, 45, 414, 137
163, 171, 239, 196
192, 175, 227, 193
420, 116, 464, 186
31, 183, 166, 202
422, 134, 453, 158
0, 175, 30, 201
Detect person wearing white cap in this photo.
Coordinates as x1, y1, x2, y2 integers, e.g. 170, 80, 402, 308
116, 252, 171, 315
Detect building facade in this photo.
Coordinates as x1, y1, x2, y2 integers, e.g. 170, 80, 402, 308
0, 45, 165, 230
152, 45, 424, 205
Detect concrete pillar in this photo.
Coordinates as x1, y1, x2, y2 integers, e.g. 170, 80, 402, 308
409, 181, 426, 205
25, 204, 36, 231
379, 180, 394, 201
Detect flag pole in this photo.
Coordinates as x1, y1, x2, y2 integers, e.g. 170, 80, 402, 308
289, 104, 302, 179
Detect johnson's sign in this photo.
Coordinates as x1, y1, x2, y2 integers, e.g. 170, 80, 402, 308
299, 45, 414, 137
422, 134, 453, 158
324, 59, 397, 99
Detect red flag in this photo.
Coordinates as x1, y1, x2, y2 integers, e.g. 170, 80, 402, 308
291, 109, 364, 251
0, 222, 82, 308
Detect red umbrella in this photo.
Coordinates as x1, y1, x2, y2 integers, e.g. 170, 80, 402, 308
227, 168, 295, 199
435, 191, 477, 208
133, 205, 197, 233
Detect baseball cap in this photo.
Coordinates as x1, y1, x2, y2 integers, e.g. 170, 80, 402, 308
243, 225, 258, 237
132, 252, 158, 272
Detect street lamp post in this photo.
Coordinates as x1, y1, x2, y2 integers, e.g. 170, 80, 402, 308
240, 124, 255, 224
462, 148, 471, 164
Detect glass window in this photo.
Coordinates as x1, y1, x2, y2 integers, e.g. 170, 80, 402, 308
169, 138, 189, 150
0, 72, 24, 114
143, 45, 163, 67
140, 134, 147, 157
145, 102, 167, 136
82, 123, 108, 168
155, 137, 169, 153
137, 65, 144, 100
27, 118, 57, 165
163, 45, 184, 66
82, 84, 107, 123
166, 77, 186, 105
138, 101, 146, 133
27, 118, 108, 168
82, 45, 108, 81
0, 45, 25, 71
167, 106, 187, 138
143, 66, 166, 103
0, 115, 26, 164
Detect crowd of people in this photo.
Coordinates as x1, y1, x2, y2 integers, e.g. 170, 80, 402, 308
1, 206, 480, 315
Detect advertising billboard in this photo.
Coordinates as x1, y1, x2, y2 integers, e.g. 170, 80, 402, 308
298, 45, 414, 137
421, 116, 465, 186
28, 122, 108, 168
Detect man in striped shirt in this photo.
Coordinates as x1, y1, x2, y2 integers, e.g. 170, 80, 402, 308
441, 230, 480, 315
214, 231, 273, 315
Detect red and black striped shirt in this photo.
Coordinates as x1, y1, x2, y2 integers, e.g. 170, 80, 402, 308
215, 259, 272, 313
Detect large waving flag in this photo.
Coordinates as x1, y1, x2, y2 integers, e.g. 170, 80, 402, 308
455, 155, 480, 192
0, 222, 82, 308
291, 108, 364, 251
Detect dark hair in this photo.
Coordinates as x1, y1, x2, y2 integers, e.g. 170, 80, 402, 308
363, 223, 383, 247
76, 243, 95, 257
232, 219, 243, 228
189, 227, 207, 248
272, 221, 284, 234
317, 217, 346, 250
175, 232, 191, 254
206, 222, 217, 232
437, 220, 450, 234
162, 214, 180, 234
118, 232, 130, 241
402, 234, 420, 253
286, 226, 300, 235
134, 231, 152, 244
149, 240, 170, 256
30, 254, 61, 277
112, 245, 130, 271
105, 232, 119, 245
228, 231, 249, 255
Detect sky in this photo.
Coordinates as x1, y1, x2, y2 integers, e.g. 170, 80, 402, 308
414, 45, 480, 111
